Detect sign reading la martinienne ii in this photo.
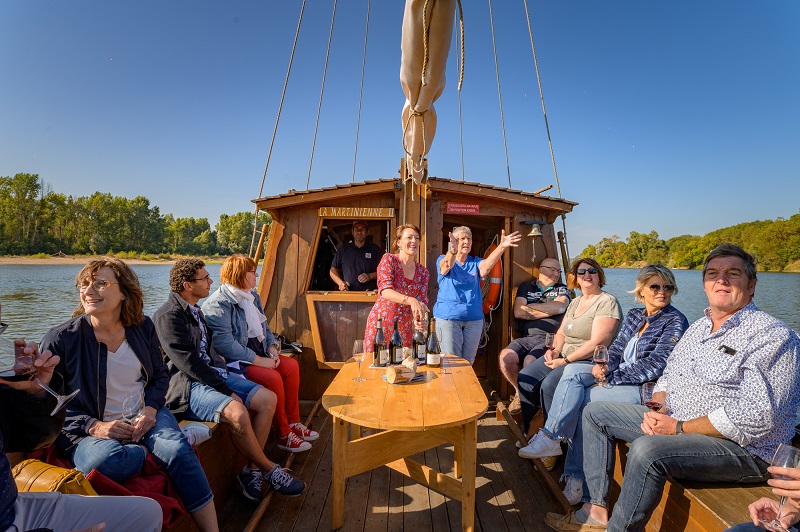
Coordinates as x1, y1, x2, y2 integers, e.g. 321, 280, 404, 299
318, 207, 395, 218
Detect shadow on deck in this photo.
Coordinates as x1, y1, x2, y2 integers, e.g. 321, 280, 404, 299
220, 408, 559, 531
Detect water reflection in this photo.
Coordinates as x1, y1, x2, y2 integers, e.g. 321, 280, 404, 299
0, 264, 798, 342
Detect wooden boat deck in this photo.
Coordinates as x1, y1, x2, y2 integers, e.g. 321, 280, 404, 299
219, 403, 558, 531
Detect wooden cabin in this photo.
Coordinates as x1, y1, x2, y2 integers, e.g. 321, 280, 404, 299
252, 177, 577, 400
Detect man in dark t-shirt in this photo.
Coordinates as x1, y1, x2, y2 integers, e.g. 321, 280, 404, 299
329, 221, 384, 291
499, 258, 570, 414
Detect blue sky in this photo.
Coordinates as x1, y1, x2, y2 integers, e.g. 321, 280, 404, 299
2, 1, 798, 254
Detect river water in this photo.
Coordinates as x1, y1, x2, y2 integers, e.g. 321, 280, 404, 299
1, 264, 799, 341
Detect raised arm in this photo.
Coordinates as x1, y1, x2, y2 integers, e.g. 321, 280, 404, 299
478, 230, 522, 277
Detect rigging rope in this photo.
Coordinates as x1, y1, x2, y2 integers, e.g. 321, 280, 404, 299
487, 0, 512, 188
351, 0, 371, 183
250, 0, 308, 255
455, 0, 465, 181
306, 0, 338, 190
522, 0, 570, 261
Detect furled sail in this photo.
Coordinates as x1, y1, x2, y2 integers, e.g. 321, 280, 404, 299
400, 0, 456, 184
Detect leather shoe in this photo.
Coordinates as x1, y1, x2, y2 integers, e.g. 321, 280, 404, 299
545, 511, 606, 531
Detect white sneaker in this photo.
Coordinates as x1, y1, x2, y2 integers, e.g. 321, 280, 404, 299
182, 422, 212, 447
562, 476, 583, 505
518, 431, 562, 459
515, 434, 533, 449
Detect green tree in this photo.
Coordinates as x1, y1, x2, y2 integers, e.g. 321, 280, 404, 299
216, 211, 271, 254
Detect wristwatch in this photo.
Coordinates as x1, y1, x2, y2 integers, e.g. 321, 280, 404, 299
560, 351, 570, 363
675, 421, 684, 435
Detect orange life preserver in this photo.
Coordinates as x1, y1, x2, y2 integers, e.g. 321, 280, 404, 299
480, 244, 502, 314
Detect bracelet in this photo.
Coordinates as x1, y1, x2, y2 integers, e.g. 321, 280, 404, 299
402, 295, 409, 305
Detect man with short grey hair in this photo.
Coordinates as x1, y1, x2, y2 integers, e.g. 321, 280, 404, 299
546, 243, 800, 531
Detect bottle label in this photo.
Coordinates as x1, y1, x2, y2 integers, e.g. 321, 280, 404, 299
380, 349, 390, 366
427, 352, 441, 367
416, 345, 426, 364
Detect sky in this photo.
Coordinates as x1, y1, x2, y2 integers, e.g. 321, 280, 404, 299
2, 1, 799, 254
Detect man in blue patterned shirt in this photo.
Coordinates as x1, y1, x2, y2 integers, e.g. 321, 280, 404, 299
546, 243, 800, 532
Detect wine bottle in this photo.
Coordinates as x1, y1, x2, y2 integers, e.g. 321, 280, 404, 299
413, 318, 427, 366
390, 316, 404, 365
374, 316, 388, 367
426, 318, 441, 367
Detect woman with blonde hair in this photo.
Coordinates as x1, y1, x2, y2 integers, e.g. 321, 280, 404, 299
363, 224, 430, 352
203, 254, 318, 454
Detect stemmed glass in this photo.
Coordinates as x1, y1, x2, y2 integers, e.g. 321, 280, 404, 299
593, 345, 609, 386
0, 333, 80, 416
640, 382, 662, 411
758, 443, 800, 531
122, 390, 145, 425
352, 340, 366, 382
545, 333, 555, 351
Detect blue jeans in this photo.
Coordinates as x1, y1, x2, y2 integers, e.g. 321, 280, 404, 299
727, 525, 799, 532
581, 401, 769, 531
73, 406, 214, 512
517, 356, 573, 432
436, 318, 483, 364
541, 362, 641, 480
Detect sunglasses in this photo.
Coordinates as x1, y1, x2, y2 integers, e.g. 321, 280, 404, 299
648, 284, 675, 293
576, 268, 598, 275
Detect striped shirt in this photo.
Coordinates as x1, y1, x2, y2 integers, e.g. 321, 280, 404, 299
656, 302, 800, 462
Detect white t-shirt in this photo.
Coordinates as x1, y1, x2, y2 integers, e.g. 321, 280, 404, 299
103, 339, 145, 421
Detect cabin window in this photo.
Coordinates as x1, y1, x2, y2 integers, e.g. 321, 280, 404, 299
306, 216, 392, 369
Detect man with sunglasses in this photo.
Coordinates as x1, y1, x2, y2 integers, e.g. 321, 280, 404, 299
546, 244, 800, 531
499, 257, 571, 415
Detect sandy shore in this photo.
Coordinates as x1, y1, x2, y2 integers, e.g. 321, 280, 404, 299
0, 256, 175, 265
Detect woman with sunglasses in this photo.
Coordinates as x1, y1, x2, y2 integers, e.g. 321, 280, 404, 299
518, 263, 688, 505
202, 254, 318, 454
516, 258, 621, 438
41, 259, 219, 531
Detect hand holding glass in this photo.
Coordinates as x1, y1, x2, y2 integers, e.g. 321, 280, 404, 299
641, 382, 662, 411
1, 334, 80, 416
352, 340, 366, 382
593, 345, 609, 385
122, 390, 145, 425
758, 444, 800, 531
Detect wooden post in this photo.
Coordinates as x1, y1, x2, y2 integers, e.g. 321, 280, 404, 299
256, 219, 284, 305
251, 223, 269, 266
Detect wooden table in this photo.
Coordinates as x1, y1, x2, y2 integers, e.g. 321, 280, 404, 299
322, 355, 488, 531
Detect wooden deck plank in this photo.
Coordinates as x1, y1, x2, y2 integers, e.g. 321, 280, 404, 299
402, 451, 435, 530
363, 461, 391, 530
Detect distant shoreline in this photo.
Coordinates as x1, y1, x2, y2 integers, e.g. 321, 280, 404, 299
0, 255, 225, 266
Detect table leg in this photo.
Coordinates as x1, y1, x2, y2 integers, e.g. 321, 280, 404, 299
332, 417, 349, 529
460, 419, 478, 532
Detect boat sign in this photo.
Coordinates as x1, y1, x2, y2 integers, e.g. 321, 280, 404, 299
318, 207, 394, 219
445, 202, 480, 215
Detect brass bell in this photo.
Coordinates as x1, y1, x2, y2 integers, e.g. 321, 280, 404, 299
527, 223, 544, 238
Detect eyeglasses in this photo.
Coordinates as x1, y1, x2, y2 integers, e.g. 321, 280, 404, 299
648, 284, 675, 293
76, 279, 119, 292
576, 268, 599, 275
541, 265, 561, 273
247, 270, 258, 275
191, 275, 212, 283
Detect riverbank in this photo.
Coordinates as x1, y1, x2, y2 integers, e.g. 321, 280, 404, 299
0, 255, 225, 265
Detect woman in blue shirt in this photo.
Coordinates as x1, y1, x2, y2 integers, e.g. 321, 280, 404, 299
433, 226, 521, 364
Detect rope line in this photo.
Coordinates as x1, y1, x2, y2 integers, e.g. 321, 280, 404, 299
351, 0, 371, 183
250, 0, 308, 255
487, 0, 512, 188
456, 0, 465, 181
522, 0, 570, 261
306, 0, 338, 190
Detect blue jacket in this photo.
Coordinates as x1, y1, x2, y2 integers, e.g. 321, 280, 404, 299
40, 315, 169, 450
201, 285, 278, 363
605, 304, 689, 385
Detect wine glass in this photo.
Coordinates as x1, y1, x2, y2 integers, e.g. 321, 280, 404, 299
592, 345, 609, 386
352, 340, 366, 382
758, 443, 800, 531
122, 390, 145, 425
640, 382, 662, 411
544, 333, 555, 351
2, 334, 80, 416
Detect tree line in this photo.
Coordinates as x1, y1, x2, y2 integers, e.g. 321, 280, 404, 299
579, 212, 800, 271
0, 173, 271, 256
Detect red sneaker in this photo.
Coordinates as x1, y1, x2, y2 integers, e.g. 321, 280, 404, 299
290, 422, 319, 442
277, 431, 311, 453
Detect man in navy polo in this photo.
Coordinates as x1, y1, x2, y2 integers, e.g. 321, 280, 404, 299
329, 221, 384, 291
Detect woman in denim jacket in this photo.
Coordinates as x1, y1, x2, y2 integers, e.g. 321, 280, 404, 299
202, 254, 318, 454
517, 264, 689, 505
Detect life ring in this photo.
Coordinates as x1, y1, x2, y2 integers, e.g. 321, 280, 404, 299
480, 244, 502, 314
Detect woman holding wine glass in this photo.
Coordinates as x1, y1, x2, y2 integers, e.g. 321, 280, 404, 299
40, 258, 220, 532
518, 264, 688, 505
516, 258, 621, 438
363, 224, 430, 353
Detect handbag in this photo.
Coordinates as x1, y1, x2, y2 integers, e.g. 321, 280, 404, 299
12, 458, 98, 495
